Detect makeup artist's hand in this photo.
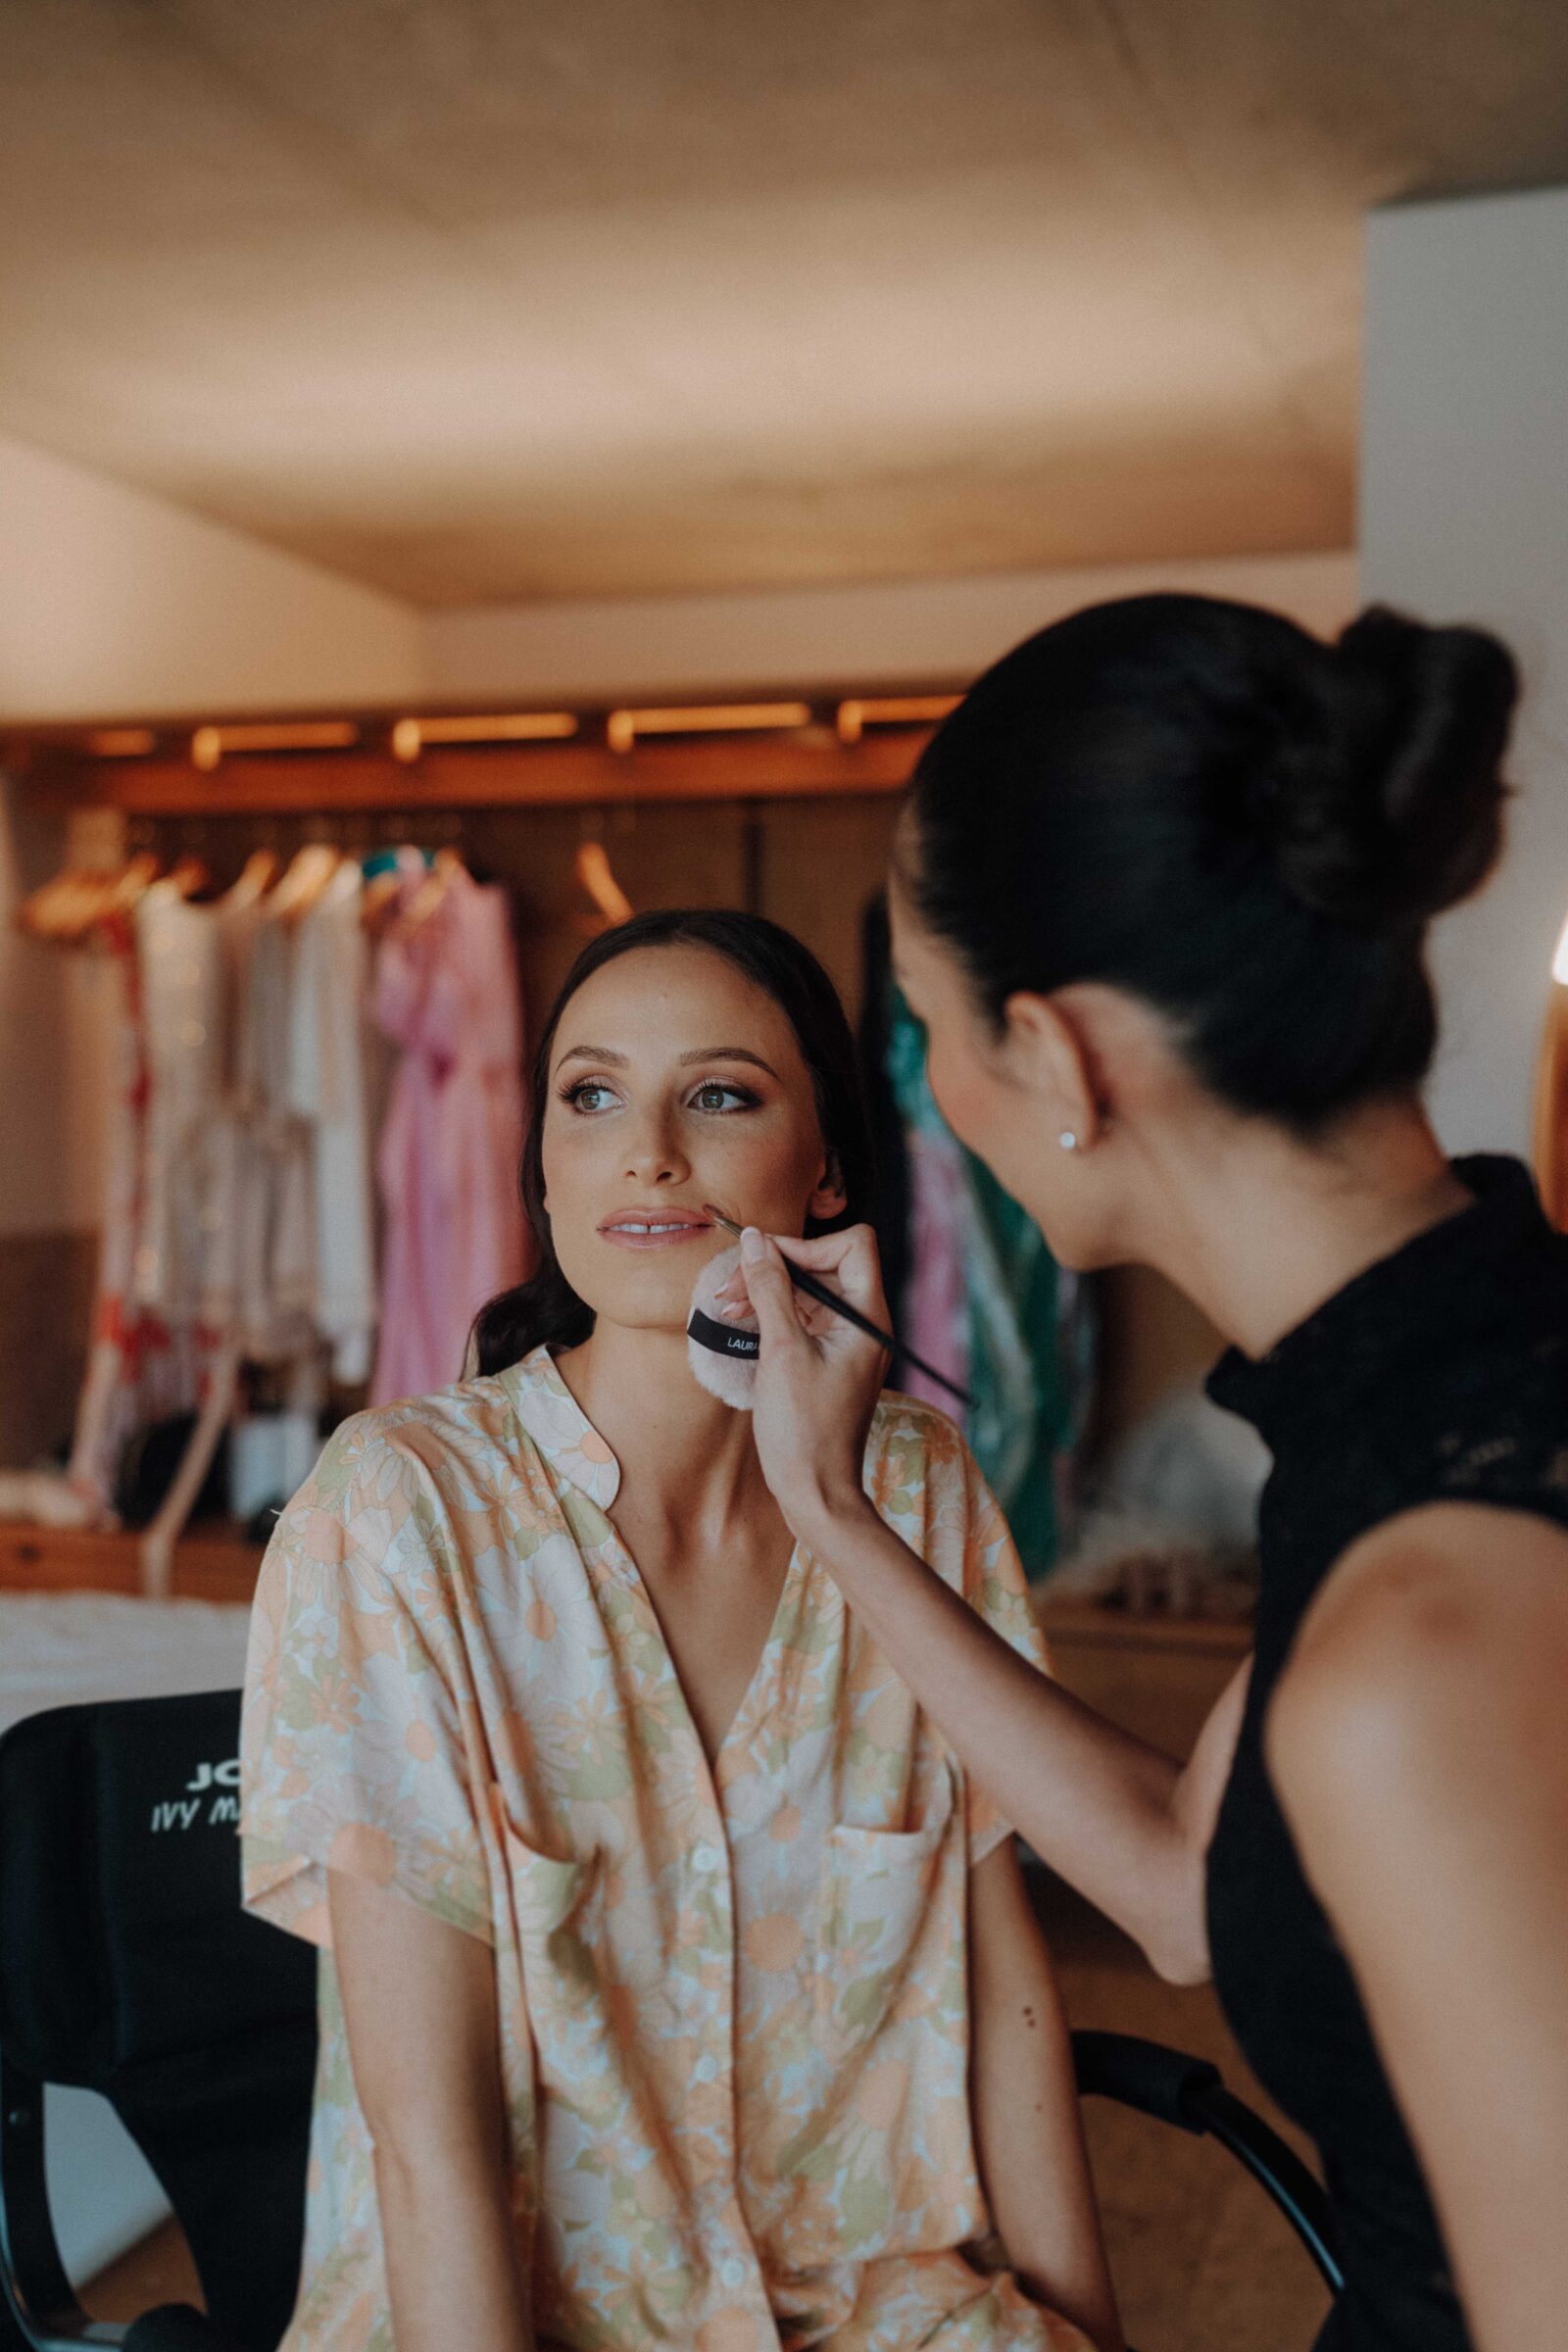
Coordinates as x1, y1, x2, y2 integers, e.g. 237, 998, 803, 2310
721, 1224, 891, 1541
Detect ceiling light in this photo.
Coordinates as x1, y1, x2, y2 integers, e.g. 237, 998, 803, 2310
606, 702, 812, 754
391, 712, 578, 761
190, 720, 360, 771
836, 695, 960, 745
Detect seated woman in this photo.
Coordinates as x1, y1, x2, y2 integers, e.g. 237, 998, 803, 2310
239, 908, 1118, 2352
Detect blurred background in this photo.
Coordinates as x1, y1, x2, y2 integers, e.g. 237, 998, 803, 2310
2, 5, 1568, 2345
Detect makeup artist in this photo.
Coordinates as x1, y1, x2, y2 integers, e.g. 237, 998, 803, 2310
726, 593, 1568, 2352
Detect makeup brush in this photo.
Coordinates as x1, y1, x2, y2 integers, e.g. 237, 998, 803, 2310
701, 1204, 973, 1409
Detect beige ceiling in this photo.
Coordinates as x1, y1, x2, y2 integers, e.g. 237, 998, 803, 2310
3, 0, 1567, 607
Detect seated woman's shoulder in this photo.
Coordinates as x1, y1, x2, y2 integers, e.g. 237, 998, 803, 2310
866, 1387, 972, 1485
307, 1374, 522, 1494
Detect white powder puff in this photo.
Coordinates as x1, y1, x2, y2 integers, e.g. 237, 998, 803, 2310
686, 1243, 760, 1410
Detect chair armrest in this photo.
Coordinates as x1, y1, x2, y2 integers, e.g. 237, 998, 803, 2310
1184, 2080, 1345, 2295
1070, 2030, 1221, 2132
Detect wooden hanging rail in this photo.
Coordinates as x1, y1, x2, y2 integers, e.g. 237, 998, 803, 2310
9, 692, 962, 816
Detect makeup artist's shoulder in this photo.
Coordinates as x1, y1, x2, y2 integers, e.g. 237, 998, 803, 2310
1268, 1500, 1568, 1804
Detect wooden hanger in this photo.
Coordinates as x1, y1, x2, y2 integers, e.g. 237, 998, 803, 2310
264, 841, 340, 926
163, 853, 213, 901
17, 851, 161, 945
220, 847, 280, 909
574, 839, 634, 933
393, 844, 466, 940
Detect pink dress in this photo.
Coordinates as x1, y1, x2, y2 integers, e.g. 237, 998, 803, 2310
369, 869, 530, 1403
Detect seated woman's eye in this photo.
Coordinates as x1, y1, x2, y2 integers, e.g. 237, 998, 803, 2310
563, 1079, 617, 1113
691, 1080, 760, 1113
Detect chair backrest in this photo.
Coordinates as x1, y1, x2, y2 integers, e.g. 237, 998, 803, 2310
0, 1691, 318, 2352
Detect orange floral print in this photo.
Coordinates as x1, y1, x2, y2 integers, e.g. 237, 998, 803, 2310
241, 1348, 1092, 2352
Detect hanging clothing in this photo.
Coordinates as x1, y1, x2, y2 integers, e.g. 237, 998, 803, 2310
862, 899, 1093, 1577
241, 1348, 1089, 2352
1206, 1156, 1568, 2352
235, 908, 318, 1363
962, 1161, 1089, 1581
288, 863, 376, 1385
885, 1005, 972, 1411
66, 910, 199, 1514
369, 868, 528, 1403
132, 880, 227, 1324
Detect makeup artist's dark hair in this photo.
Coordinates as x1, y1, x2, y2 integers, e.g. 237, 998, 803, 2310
906, 593, 1518, 1132
472, 908, 873, 1375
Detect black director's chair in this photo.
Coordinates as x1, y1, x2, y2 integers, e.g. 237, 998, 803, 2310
0, 1692, 1342, 2352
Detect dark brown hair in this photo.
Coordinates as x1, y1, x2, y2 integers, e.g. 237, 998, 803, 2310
908, 593, 1518, 1131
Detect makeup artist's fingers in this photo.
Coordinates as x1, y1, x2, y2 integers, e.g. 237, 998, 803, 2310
735, 1231, 812, 1349
769, 1226, 892, 1328
740, 1228, 889, 1536
713, 1222, 890, 1330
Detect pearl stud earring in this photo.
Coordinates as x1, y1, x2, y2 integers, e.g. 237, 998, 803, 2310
1059, 1130, 1079, 1152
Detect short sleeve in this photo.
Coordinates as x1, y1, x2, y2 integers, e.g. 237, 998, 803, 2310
954, 1438, 1054, 1870
239, 1416, 492, 1949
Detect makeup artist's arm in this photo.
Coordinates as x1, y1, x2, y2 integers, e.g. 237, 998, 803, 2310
732, 1224, 1246, 1984
329, 1869, 532, 2352
969, 1840, 1124, 2350
1270, 1502, 1568, 2352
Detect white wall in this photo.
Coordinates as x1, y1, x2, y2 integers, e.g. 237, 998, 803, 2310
426, 549, 1358, 703
0, 432, 423, 720
1362, 186, 1568, 1157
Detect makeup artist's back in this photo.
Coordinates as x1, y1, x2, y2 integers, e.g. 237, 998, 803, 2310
1205, 1156, 1568, 2352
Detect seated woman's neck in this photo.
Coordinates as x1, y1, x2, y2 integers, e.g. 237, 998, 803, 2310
558, 1320, 772, 1534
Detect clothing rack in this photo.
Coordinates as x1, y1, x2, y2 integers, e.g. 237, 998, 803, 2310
10, 694, 954, 817
5, 688, 959, 1598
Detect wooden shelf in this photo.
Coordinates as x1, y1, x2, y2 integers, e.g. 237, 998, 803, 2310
21, 727, 934, 818
0, 1518, 264, 1602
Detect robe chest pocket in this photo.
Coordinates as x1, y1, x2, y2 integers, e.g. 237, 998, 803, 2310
816, 1775, 957, 2056
493, 1809, 616, 2100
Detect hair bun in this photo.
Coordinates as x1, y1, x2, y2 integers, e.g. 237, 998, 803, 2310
1250, 604, 1517, 931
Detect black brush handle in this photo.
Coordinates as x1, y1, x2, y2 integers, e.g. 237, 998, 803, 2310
705, 1206, 973, 1410
781, 1259, 973, 1409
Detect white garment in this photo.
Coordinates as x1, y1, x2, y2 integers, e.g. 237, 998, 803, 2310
235, 912, 316, 1361
286, 863, 376, 1384
66, 914, 200, 1515
132, 883, 225, 1321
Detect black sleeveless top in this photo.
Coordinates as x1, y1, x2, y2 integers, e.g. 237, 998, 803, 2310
1205, 1156, 1568, 2352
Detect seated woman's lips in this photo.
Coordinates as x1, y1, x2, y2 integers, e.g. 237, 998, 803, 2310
598, 1213, 712, 1250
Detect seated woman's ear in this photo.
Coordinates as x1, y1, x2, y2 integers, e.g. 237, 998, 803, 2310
808, 1151, 849, 1223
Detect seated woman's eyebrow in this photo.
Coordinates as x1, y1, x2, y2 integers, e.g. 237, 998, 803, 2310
558, 1044, 630, 1068
676, 1047, 781, 1077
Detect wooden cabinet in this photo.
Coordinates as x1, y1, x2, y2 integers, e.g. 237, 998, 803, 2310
0, 1519, 263, 1602
1039, 1595, 1250, 1760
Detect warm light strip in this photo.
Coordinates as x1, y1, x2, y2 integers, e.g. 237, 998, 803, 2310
606, 702, 812, 754
391, 711, 578, 761
191, 720, 360, 771
86, 728, 158, 759
836, 695, 960, 744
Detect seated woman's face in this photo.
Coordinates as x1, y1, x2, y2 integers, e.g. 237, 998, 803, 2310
541, 944, 847, 1336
